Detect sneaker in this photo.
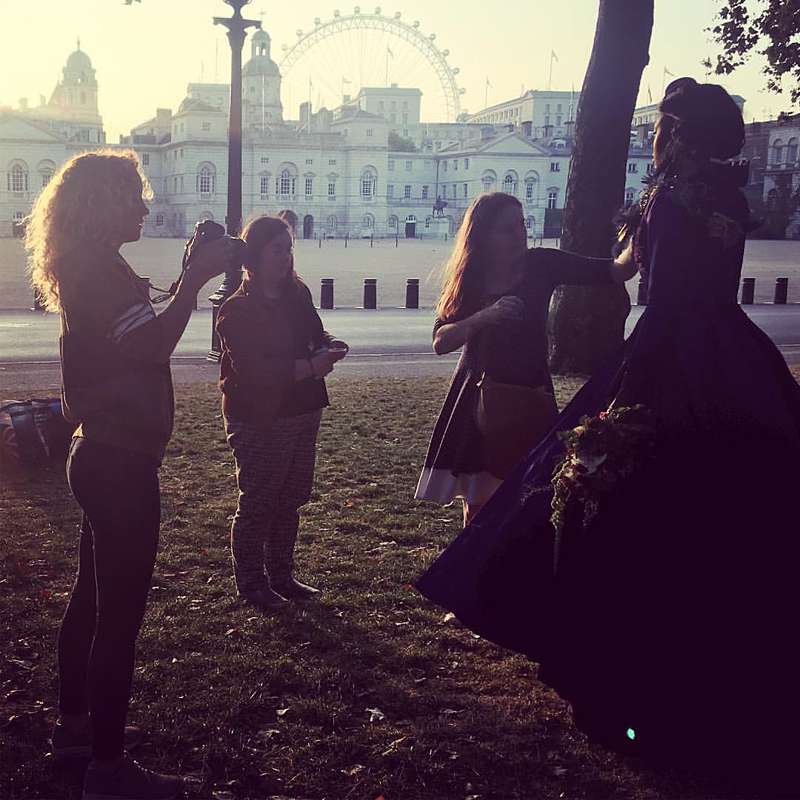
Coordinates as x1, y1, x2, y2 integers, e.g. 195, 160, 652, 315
82, 755, 182, 800
51, 721, 143, 759
240, 586, 290, 611
272, 577, 321, 601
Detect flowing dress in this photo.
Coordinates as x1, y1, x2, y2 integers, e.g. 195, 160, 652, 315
415, 247, 613, 506
417, 169, 800, 782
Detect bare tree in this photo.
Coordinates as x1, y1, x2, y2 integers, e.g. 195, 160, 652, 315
548, 0, 654, 375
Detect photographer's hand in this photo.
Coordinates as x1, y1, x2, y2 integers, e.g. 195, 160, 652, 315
184, 237, 240, 291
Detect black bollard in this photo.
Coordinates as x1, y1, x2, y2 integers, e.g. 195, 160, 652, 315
345, 233, 349, 248
636, 277, 648, 306
370, 234, 374, 248
319, 235, 322, 249
363, 278, 377, 309
395, 234, 399, 248
320, 278, 334, 310
774, 277, 788, 305
741, 277, 755, 305
405, 278, 420, 309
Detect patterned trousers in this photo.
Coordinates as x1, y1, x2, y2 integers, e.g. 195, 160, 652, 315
225, 410, 322, 595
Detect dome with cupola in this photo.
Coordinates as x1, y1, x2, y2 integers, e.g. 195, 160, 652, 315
242, 30, 280, 78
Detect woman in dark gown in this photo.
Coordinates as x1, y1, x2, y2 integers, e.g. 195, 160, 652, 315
417, 79, 800, 785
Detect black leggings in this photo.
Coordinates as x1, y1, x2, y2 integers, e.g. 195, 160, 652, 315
58, 437, 160, 761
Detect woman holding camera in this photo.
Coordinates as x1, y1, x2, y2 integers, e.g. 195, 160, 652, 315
27, 150, 235, 799
217, 214, 348, 610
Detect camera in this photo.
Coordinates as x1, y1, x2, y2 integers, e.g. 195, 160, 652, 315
182, 219, 247, 274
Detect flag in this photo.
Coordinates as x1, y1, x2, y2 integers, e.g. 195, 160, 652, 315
387, 46, 394, 58
551, 50, 559, 63
647, 85, 653, 103
486, 77, 493, 89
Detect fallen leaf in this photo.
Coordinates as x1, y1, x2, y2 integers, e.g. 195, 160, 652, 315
276, 707, 290, 717
366, 707, 385, 723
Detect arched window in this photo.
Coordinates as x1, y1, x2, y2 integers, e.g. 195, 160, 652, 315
8, 161, 29, 193
387, 215, 399, 230
304, 175, 314, 197
361, 166, 377, 199
482, 170, 496, 193
327, 173, 338, 199
625, 187, 636, 206
277, 169, 296, 197
525, 216, 535, 233
547, 188, 559, 210
326, 214, 338, 234
787, 138, 799, 164
772, 139, 785, 165
196, 163, 215, 195
503, 171, 518, 195
362, 213, 375, 228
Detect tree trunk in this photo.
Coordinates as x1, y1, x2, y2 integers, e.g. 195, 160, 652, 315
548, 0, 654, 374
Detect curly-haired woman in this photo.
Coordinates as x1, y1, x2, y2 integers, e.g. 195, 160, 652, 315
27, 150, 236, 799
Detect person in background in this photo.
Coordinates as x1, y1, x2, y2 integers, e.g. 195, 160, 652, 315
415, 192, 636, 525
26, 150, 236, 800
217, 215, 348, 610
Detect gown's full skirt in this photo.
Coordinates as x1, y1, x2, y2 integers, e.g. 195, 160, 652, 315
417, 302, 800, 779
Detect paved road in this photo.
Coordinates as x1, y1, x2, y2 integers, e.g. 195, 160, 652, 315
2, 305, 800, 364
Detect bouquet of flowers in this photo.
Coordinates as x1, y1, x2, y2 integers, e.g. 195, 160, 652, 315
550, 405, 656, 537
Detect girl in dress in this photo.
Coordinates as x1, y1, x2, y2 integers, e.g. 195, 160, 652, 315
417, 80, 800, 786
415, 192, 636, 525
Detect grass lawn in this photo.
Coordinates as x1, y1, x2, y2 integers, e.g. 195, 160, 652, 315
0, 374, 793, 800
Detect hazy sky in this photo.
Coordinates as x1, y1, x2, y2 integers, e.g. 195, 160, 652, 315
1, 0, 793, 142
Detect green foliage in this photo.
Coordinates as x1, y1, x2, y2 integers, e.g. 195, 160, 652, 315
388, 131, 417, 152
706, 0, 800, 105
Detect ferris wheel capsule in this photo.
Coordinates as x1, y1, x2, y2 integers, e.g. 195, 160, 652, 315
296, 28, 303, 36
394, 11, 401, 17
354, 6, 360, 13
442, 49, 449, 56
375, 6, 381, 14
412, 20, 420, 27
452, 67, 460, 75
334, 9, 340, 16
429, 33, 436, 40
314, 17, 321, 25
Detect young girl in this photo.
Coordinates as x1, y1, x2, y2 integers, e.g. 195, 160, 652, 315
217, 215, 348, 609
415, 192, 635, 524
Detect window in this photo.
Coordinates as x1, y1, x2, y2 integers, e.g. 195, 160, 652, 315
421, 185, 429, 200
482, 171, 496, 192
260, 174, 270, 197
173, 177, 178, 193
772, 140, 785, 164
387, 184, 394, 198
464, 158, 470, 169
8, 163, 28, 193
202, 122, 211, 131
547, 189, 558, 209
556, 116, 562, 126
361, 175, 375, 199
402, 113, 408, 124
328, 158, 337, 166
305, 177, 313, 197
550, 162, 560, 172
305, 158, 314, 165
525, 178, 537, 202
180, 176, 184, 192
526, 216, 535, 230
328, 180, 336, 198
453, 160, 458, 171
278, 169, 296, 197
197, 164, 215, 195
503, 173, 518, 194
405, 160, 412, 171
362, 214, 374, 229
388, 159, 395, 171
404, 185, 411, 199
625, 188, 636, 206
628, 162, 638, 174
443, 161, 448, 172
544, 116, 551, 127
557, 104, 562, 113
155, 214, 164, 226
787, 138, 798, 163
41, 170, 53, 188
142, 153, 150, 166
327, 215, 338, 233
463, 183, 468, 198
261, 157, 270, 164
366, 129, 374, 137
388, 215, 398, 229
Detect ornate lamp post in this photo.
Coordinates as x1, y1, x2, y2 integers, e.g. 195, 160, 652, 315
208, 0, 261, 360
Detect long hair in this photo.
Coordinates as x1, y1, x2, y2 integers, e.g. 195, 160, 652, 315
241, 214, 302, 288
25, 149, 151, 312
436, 192, 522, 322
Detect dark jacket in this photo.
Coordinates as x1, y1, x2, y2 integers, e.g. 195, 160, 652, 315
217, 277, 332, 427
58, 241, 174, 463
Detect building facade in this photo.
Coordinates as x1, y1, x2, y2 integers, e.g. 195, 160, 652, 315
2, 38, 654, 240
